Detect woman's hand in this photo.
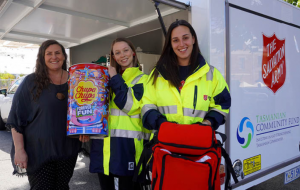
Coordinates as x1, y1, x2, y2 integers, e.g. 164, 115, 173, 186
108, 65, 117, 78
79, 135, 90, 142
202, 120, 212, 126
14, 148, 28, 169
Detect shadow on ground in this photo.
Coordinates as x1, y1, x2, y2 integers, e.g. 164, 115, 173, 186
0, 130, 13, 155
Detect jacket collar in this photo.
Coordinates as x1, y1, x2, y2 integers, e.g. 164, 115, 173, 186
155, 53, 209, 80
189, 53, 210, 81
122, 67, 143, 82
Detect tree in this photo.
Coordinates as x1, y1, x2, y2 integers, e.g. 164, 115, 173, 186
284, 0, 300, 8
0, 72, 16, 79
0, 72, 15, 89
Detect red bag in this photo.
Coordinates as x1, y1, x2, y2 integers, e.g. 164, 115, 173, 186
156, 122, 215, 155
133, 122, 238, 190
152, 122, 221, 190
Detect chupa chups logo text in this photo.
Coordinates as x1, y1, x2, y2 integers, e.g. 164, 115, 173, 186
74, 81, 98, 105
262, 34, 286, 93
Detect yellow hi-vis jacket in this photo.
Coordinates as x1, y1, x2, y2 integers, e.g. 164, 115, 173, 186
92, 67, 151, 176
141, 55, 230, 129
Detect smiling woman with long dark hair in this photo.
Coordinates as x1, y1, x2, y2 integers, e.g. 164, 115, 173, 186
6, 40, 86, 190
142, 19, 231, 133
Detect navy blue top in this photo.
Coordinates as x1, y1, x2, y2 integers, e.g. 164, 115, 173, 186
7, 73, 81, 175
179, 65, 190, 82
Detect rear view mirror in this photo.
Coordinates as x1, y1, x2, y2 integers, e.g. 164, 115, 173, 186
0, 89, 7, 97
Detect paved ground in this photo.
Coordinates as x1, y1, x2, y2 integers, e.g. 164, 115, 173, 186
1, 129, 300, 190
248, 174, 300, 190
0, 130, 100, 190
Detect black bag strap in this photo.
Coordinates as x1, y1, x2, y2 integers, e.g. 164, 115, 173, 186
215, 131, 227, 144
133, 133, 158, 185
133, 144, 152, 184
221, 147, 239, 190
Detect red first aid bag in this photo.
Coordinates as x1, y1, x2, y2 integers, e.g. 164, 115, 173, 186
133, 122, 238, 190
152, 146, 220, 190
156, 122, 215, 155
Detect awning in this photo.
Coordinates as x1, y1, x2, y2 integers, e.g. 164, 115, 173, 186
0, 0, 189, 48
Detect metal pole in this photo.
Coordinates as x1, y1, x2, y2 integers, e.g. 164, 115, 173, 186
224, 0, 232, 188
154, 2, 167, 37
153, 0, 189, 10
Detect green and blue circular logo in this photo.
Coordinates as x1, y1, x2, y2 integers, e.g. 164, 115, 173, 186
236, 117, 254, 148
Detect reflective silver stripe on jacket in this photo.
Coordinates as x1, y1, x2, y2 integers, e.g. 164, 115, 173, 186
122, 87, 133, 113
183, 108, 207, 118
209, 108, 228, 120
131, 74, 144, 85
141, 104, 158, 118
206, 65, 214, 81
110, 129, 151, 140
122, 74, 144, 113
158, 105, 177, 114
110, 108, 140, 118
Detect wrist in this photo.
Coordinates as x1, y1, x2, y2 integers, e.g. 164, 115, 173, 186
110, 73, 116, 78
202, 119, 211, 125
15, 147, 25, 151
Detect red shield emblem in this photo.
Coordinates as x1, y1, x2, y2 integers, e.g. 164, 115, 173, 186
203, 95, 207, 101
262, 34, 286, 93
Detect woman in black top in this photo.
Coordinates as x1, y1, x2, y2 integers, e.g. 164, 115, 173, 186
7, 40, 88, 190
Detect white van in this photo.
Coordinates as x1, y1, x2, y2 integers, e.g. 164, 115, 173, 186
0, 77, 25, 130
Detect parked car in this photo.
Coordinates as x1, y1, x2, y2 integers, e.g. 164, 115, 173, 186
0, 76, 26, 130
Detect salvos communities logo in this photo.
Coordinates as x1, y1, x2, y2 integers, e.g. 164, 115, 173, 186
236, 117, 254, 148
262, 34, 286, 93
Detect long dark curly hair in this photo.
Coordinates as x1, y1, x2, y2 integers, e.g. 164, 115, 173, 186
32, 40, 67, 100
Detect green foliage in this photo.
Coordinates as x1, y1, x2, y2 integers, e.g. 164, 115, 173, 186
284, 0, 300, 8
0, 72, 16, 79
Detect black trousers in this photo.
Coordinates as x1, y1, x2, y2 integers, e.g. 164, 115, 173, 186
28, 156, 77, 190
98, 173, 142, 190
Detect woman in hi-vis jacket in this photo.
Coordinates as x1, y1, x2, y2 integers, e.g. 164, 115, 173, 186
142, 20, 231, 132
89, 38, 150, 190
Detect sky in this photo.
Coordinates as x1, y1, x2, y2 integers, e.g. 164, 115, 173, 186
0, 47, 70, 76
0, 47, 38, 75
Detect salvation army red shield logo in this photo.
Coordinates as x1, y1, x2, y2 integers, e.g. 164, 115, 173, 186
262, 34, 286, 93
203, 95, 208, 101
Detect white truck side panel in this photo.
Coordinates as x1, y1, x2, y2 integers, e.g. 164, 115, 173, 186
190, 0, 300, 189
191, 0, 211, 64
228, 0, 300, 27
191, 0, 228, 75
191, 0, 226, 74
228, 1, 300, 189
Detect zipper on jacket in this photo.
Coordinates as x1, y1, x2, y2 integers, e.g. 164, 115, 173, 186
193, 85, 198, 114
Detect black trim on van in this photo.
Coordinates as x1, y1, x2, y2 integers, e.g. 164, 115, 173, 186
229, 3, 300, 29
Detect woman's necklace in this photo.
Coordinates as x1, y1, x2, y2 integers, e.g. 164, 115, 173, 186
56, 70, 66, 100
